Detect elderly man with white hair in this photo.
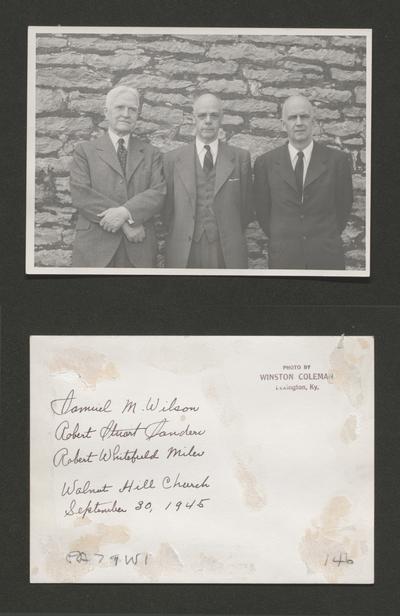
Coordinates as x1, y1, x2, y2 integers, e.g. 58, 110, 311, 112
70, 85, 166, 268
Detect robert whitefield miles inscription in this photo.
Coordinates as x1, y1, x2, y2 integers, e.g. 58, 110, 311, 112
30, 336, 374, 583
53, 389, 209, 519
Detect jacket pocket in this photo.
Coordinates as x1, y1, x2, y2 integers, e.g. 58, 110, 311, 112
75, 217, 91, 231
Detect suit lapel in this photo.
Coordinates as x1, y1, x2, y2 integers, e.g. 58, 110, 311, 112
96, 134, 124, 178
275, 144, 297, 192
304, 142, 327, 188
126, 136, 145, 184
214, 142, 235, 196
95, 134, 145, 181
176, 144, 196, 206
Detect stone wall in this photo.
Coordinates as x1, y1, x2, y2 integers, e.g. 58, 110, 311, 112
34, 32, 367, 269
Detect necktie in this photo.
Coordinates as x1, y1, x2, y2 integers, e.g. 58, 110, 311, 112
117, 138, 127, 174
294, 150, 304, 199
203, 144, 213, 174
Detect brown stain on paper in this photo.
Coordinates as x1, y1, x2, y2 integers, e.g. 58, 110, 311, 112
341, 414, 359, 443
48, 348, 119, 388
140, 341, 219, 375
69, 523, 130, 554
299, 496, 364, 582
44, 537, 85, 583
197, 553, 224, 573
73, 516, 91, 528
329, 339, 366, 408
44, 523, 129, 583
201, 375, 240, 427
235, 458, 267, 511
137, 542, 183, 581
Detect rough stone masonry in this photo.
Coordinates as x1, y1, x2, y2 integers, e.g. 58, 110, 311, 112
34, 33, 367, 269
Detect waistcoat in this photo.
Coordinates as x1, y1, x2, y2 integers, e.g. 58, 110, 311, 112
193, 154, 218, 242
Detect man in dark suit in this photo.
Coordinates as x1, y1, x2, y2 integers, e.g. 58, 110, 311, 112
70, 86, 166, 267
254, 95, 353, 270
163, 93, 253, 269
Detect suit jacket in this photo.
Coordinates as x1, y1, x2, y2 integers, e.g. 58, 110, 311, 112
70, 133, 166, 267
254, 141, 353, 269
163, 141, 253, 268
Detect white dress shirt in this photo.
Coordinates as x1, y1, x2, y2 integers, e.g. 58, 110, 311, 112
107, 129, 133, 224
196, 137, 219, 168
288, 140, 314, 183
108, 129, 130, 152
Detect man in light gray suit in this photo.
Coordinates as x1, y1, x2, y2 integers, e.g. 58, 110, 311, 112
70, 86, 166, 267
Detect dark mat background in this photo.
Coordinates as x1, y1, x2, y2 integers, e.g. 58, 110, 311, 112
1, 0, 400, 614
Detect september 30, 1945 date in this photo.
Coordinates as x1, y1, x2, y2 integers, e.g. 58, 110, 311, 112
136, 497, 210, 512
63, 496, 211, 518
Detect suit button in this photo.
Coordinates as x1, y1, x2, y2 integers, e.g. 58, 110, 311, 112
302, 235, 307, 240
119, 179, 124, 184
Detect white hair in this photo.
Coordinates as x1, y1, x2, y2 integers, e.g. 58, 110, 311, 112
105, 86, 140, 110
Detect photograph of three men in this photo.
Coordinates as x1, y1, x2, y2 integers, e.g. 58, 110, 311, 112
26, 27, 371, 276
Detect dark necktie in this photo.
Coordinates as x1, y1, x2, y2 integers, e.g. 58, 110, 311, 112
117, 138, 127, 174
203, 144, 213, 174
294, 150, 304, 199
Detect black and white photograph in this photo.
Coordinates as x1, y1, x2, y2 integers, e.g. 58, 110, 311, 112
26, 26, 371, 276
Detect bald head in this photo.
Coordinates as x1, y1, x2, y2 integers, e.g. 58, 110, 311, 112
282, 95, 314, 149
193, 93, 223, 115
193, 93, 223, 144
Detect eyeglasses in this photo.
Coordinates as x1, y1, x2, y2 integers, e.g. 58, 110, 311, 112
286, 114, 311, 121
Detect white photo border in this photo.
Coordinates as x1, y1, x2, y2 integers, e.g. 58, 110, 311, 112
26, 26, 372, 277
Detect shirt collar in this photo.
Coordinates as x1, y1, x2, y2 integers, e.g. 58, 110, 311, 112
196, 137, 219, 160
108, 129, 130, 150
288, 140, 314, 166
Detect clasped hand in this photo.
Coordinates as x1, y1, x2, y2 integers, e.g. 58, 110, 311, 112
122, 223, 146, 243
98, 206, 129, 232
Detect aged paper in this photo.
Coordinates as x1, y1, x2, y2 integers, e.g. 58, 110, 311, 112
30, 336, 374, 583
